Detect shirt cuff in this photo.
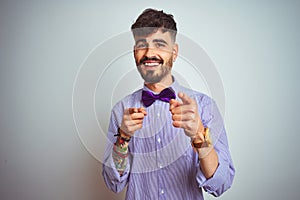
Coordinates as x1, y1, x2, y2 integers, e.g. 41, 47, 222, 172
196, 156, 230, 195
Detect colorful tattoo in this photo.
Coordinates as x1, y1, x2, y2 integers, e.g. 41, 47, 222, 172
112, 134, 130, 176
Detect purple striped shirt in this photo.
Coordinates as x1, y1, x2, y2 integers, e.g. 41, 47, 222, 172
102, 79, 235, 199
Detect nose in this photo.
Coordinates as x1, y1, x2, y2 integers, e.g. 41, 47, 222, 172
144, 46, 156, 57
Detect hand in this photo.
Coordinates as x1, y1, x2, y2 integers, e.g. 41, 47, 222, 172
120, 107, 147, 137
169, 92, 204, 138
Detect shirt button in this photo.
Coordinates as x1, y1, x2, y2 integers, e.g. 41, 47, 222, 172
161, 189, 164, 194
159, 164, 163, 169
157, 138, 161, 143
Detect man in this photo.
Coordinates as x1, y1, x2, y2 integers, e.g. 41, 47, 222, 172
102, 8, 235, 199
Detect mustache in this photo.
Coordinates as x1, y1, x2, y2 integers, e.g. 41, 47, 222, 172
139, 56, 163, 65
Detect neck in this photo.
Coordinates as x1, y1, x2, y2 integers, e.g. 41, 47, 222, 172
144, 75, 173, 93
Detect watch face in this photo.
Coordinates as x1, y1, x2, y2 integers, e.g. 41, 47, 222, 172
193, 142, 203, 149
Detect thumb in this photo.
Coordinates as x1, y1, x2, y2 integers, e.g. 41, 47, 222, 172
178, 92, 193, 105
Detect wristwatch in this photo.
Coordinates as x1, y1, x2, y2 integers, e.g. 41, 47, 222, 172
114, 128, 131, 143
191, 127, 211, 149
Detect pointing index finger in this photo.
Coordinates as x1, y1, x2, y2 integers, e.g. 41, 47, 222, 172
138, 107, 147, 116
178, 92, 193, 105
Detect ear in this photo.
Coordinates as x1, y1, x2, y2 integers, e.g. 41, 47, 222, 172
172, 43, 178, 62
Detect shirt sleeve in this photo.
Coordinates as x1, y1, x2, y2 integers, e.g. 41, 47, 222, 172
195, 95, 235, 197
102, 104, 131, 193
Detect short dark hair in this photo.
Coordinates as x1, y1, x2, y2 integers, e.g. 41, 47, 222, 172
131, 8, 177, 42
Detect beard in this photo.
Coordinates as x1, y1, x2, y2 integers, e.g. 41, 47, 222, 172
136, 56, 173, 83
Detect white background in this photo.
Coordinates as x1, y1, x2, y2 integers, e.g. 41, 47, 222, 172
0, 1, 299, 200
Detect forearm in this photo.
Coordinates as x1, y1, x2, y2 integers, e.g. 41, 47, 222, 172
193, 97, 235, 196
112, 145, 129, 176
197, 147, 219, 179
102, 137, 130, 193
192, 126, 218, 179
112, 129, 131, 176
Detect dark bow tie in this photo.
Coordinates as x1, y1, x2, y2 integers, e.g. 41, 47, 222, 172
142, 87, 176, 107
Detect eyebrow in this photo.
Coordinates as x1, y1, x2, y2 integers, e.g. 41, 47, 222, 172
135, 39, 147, 45
135, 38, 168, 45
153, 39, 168, 45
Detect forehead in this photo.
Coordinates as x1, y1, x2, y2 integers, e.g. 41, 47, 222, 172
133, 29, 173, 43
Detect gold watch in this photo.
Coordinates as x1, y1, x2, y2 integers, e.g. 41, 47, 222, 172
191, 127, 212, 149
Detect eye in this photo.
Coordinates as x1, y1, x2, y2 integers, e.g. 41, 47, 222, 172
155, 43, 165, 48
136, 43, 147, 49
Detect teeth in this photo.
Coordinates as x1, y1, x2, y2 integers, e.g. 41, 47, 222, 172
144, 62, 160, 66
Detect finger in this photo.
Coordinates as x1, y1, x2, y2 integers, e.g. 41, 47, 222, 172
172, 114, 197, 122
182, 113, 199, 122
172, 120, 183, 128
170, 105, 194, 115
171, 114, 182, 121
169, 99, 181, 110
130, 112, 146, 120
124, 119, 144, 127
172, 121, 196, 134
172, 120, 192, 130
124, 113, 144, 123
138, 107, 147, 116
129, 119, 144, 125
128, 108, 139, 114
178, 92, 194, 105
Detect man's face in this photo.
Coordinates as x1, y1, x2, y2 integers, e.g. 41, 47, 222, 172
133, 29, 178, 84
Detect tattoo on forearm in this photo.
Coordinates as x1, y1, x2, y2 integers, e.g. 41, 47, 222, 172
112, 135, 130, 176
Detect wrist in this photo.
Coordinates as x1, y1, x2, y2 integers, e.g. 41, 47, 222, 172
114, 128, 131, 151
115, 128, 131, 141
118, 128, 132, 140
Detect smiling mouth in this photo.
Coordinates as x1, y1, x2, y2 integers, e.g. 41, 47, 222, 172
142, 59, 163, 68
139, 57, 163, 67
143, 62, 161, 67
